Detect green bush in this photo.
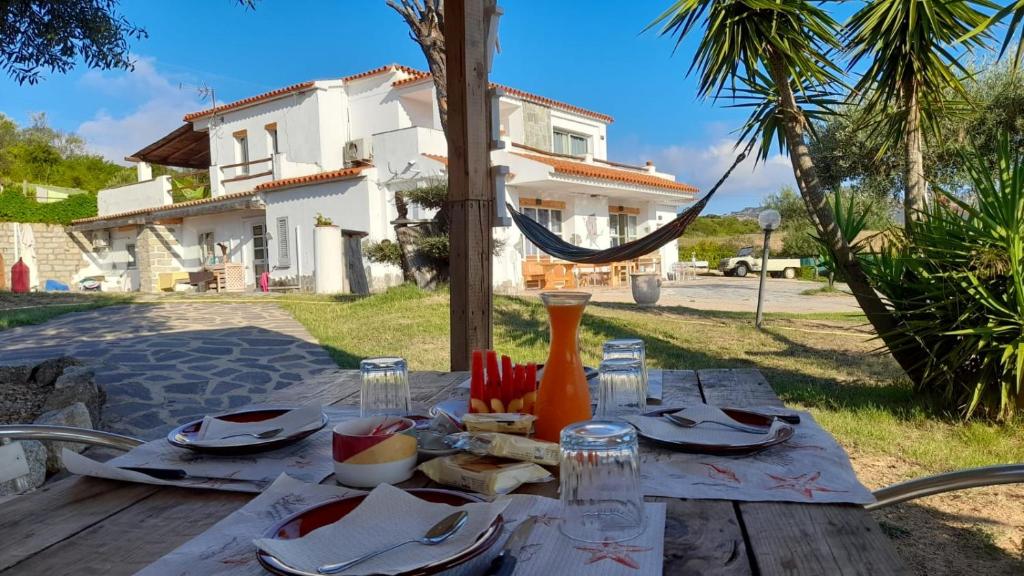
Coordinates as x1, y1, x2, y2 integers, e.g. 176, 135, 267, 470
679, 239, 744, 265
798, 265, 820, 281
686, 215, 760, 237
364, 239, 403, 266
868, 137, 1024, 420
0, 189, 97, 224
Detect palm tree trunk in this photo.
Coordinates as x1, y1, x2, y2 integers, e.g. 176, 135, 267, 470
903, 78, 926, 232
767, 53, 925, 383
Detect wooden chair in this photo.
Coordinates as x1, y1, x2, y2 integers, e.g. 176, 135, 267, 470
522, 260, 546, 289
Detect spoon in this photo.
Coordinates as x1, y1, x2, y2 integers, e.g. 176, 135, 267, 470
218, 427, 284, 440
318, 510, 468, 574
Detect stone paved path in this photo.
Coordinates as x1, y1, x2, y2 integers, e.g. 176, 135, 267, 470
0, 303, 336, 439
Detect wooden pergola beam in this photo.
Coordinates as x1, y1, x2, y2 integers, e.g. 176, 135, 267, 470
445, 0, 495, 370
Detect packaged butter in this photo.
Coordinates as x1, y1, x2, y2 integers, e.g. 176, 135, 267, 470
418, 453, 552, 495
461, 413, 536, 435
446, 432, 560, 466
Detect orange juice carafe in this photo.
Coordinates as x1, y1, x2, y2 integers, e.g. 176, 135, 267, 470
533, 292, 593, 442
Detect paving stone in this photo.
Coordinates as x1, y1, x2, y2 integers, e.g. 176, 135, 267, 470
229, 371, 273, 386
226, 395, 252, 408
278, 372, 303, 382
269, 354, 307, 363
241, 337, 298, 347
237, 347, 283, 358
127, 411, 168, 434
210, 381, 244, 395
165, 381, 208, 395
212, 367, 240, 377
106, 380, 154, 402
152, 350, 196, 362
188, 363, 221, 372
273, 380, 295, 391
192, 346, 235, 357
105, 352, 152, 364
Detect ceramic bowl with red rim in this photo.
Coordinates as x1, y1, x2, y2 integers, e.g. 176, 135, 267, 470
257, 488, 504, 576
332, 416, 418, 487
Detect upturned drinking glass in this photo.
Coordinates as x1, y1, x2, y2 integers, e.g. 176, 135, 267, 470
559, 419, 645, 542
602, 338, 648, 400
359, 357, 411, 417
596, 357, 646, 418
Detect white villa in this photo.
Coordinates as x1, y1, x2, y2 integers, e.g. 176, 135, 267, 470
71, 63, 697, 293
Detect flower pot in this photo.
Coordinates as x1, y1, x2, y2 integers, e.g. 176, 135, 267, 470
630, 272, 661, 307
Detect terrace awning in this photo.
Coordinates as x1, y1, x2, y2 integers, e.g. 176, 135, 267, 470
125, 123, 210, 170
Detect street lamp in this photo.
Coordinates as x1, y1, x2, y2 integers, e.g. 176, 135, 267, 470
755, 209, 781, 329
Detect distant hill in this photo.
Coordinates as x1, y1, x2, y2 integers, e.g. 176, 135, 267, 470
724, 206, 761, 221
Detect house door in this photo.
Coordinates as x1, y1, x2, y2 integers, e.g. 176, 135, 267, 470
243, 218, 268, 288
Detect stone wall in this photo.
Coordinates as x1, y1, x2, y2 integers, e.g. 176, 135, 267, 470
0, 222, 92, 289
136, 223, 185, 292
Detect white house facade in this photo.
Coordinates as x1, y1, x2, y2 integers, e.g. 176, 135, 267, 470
71, 64, 697, 293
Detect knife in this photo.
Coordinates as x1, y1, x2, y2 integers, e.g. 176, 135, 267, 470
483, 516, 537, 576
116, 466, 261, 485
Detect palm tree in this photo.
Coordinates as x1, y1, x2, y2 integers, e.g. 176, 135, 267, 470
649, 0, 926, 380
843, 0, 992, 231
966, 1, 1024, 68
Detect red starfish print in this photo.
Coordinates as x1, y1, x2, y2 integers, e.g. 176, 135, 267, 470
766, 471, 847, 499
575, 541, 653, 569
701, 462, 740, 484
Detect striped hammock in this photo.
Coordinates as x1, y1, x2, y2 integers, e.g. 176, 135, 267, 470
508, 150, 747, 265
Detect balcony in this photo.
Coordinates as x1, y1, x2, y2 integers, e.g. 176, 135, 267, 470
217, 156, 274, 195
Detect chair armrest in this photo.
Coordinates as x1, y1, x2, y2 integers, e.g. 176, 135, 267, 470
867, 463, 1024, 510
0, 425, 143, 452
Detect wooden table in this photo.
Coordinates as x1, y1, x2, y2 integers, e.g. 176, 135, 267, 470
0, 369, 906, 575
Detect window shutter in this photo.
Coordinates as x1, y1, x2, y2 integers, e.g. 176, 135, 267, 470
276, 217, 290, 268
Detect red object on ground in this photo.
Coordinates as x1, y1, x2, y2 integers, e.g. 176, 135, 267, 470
11, 258, 29, 293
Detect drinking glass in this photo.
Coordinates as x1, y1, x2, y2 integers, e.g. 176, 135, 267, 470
602, 339, 648, 400
596, 357, 646, 417
559, 419, 645, 542
359, 357, 411, 417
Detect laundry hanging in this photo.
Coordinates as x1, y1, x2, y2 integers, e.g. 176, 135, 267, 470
508, 150, 748, 265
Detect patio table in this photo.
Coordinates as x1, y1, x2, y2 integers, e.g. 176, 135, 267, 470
0, 369, 906, 575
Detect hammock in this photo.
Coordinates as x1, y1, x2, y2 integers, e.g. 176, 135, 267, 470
508, 150, 748, 265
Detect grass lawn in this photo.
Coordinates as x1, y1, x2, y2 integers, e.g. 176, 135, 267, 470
282, 284, 1024, 573
0, 292, 134, 330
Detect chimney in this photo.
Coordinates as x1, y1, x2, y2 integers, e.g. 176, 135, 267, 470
645, 160, 656, 174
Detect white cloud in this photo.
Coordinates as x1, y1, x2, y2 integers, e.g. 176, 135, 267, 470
76, 57, 204, 164
648, 139, 796, 209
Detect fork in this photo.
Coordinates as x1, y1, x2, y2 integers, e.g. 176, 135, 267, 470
663, 413, 769, 434
218, 427, 284, 440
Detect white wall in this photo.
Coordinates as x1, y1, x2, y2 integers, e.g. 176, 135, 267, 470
262, 176, 373, 285
549, 110, 608, 159
97, 176, 172, 215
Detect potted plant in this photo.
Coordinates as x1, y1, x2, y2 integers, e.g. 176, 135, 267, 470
314, 213, 335, 227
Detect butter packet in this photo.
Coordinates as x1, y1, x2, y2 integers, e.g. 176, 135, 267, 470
461, 413, 536, 435
446, 432, 560, 466
418, 453, 553, 495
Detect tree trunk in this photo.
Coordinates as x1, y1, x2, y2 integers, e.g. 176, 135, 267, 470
903, 78, 926, 233
767, 52, 925, 383
393, 191, 436, 288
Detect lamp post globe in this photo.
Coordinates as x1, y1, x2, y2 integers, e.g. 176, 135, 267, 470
758, 209, 781, 232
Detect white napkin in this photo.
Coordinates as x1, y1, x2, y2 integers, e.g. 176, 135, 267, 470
254, 483, 509, 575
624, 407, 789, 447
194, 405, 323, 447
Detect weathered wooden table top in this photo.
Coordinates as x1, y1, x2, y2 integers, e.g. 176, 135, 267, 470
0, 369, 906, 575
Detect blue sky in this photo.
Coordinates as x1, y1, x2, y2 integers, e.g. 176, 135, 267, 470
0, 0, 867, 213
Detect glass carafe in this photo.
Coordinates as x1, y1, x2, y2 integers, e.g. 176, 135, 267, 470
534, 291, 593, 442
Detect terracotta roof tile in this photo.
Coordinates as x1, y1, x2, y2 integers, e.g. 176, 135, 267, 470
421, 153, 448, 166
183, 81, 317, 122
393, 73, 614, 124
512, 152, 697, 194
343, 63, 426, 83
71, 190, 258, 224
255, 166, 370, 192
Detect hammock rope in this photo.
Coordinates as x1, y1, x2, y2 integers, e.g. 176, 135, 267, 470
508, 148, 749, 265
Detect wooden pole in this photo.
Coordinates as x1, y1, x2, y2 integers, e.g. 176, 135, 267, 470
445, 0, 494, 370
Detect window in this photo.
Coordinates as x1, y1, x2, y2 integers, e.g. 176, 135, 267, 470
125, 244, 136, 269
522, 205, 563, 257
265, 123, 279, 155
234, 130, 250, 174
609, 212, 638, 247
198, 231, 216, 265
276, 216, 291, 268
553, 129, 589, 156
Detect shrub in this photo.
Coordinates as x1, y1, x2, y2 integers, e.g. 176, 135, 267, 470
868, 137, 1024, 420
0, 189, 97, 224
680, 239, 745, 264
364, 239, 403, 266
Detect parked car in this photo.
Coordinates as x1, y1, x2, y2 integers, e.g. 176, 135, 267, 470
718, 246, 802, 279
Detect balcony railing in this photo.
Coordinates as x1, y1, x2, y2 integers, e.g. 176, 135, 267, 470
221, 157, 273, 182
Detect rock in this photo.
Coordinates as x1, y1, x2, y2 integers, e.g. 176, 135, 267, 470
0, 440, 47, 496
33, 403, 93, 474
43, 365, 103, 426
0, 365, 44, 424
30, 356, 81, 389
